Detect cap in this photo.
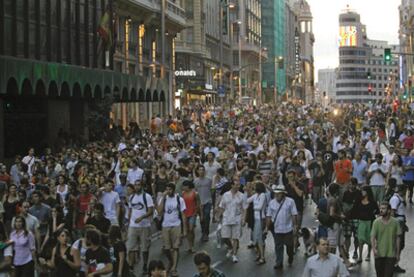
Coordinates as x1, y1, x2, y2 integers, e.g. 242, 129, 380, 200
272, 184, 287, 194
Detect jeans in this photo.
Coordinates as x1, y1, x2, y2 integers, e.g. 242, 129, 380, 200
374, 257, 396, 277
201, 202, 212, 236
272, 231, 294, 266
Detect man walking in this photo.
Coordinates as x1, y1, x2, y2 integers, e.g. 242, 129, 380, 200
127, 180, 154, 274
371, 202, 401, 277
303, 237, 350, 277
368, 154, 387, 203
193, 251, 226, 277
218, 175, 246, 263
158, 183, 187, 277
265, 184, 298, 270
194, 165, 213, 242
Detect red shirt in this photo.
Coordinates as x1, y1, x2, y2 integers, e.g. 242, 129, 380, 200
403, 136, 414, 150
182, 190, 197, 217
335, 159, 352, 185
0, 173, 11, 184
77, 193, 93, 228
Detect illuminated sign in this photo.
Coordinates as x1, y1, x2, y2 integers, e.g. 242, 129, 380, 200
339, 26, 357, 47
175, 70, 196, 77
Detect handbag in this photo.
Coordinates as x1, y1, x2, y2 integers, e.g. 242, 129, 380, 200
269, 199, 285, 232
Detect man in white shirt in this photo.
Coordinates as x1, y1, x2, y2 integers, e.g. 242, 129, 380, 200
203, 152, 221, 181
157, 183, 187, 277
127, 159, 144, 185
99, 179, 120, 225
390, 185, 407, 274
127, 180, 154, 274
368, 153, 387, 203
265, 184, 298, 270
383, 146, 397, 170
22, 148, 35, 177
365, 135, 379, 158
218, 174, 247, 263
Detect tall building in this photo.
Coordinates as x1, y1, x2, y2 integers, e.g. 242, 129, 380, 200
318, 68, 337, 102
261, 0, 285, 103
293, 0, 315, 104
0, 0, 186, 159
336, 8, 399, 103
399, 0, 414, 95
175, 0, 263, 106
285, 1, 300, 100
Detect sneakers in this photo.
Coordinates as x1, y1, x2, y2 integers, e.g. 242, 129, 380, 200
232, 255, 239, 263
394, 265, 406, 273
226, 250, 232, 258
352, 252, 358, 260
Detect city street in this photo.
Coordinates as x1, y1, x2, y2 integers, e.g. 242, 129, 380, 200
142, 200, 414, 276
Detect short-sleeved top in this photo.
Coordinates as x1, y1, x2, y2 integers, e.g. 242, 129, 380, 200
128, 193, 154, 228
219, 191, 246, 225
159, 195, 186, 228
29, 203, 50, 236
389, 193, 405, 218
371, 217, 401, 258
368, 162, 387, 186
0, 245, 13, 277
334, 159, 352, 185
247, 193, 266, 220
402, 156, 414, 181
266, 197, 298, 234
194, 177, 212, 205
109, 241, 129, 277
100, 191, 120, 220
85, 246, 112, 277
10, 230, 35, 266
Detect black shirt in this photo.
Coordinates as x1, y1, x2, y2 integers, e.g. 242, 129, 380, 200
85, 246, 112, 277
285, 182, 305, 213
86, 216, 111, 234
110, 241, 129, 276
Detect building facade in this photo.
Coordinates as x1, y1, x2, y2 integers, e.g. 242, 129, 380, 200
336, 9, 399, 103
293, 0, 315, 104
0, 0, 185, 158
317, 68, 337, 103
399, 0, 414, 97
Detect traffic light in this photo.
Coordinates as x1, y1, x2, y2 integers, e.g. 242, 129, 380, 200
403, 93, 408, 100
367, 71, 371, 79
368, 84, 372, 93
278, 57, 284, 69
384, 48, 391, 62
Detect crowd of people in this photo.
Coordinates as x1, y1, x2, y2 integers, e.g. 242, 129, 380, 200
0, 100, 412, 277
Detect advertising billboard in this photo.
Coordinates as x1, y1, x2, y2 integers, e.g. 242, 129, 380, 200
339, 26, 357, 47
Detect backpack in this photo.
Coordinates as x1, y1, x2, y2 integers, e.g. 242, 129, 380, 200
155, 195, 182, 230
129, 192, 149, 212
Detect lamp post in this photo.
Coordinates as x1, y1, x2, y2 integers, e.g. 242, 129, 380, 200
258, 46, 267, 106
229, 20, 242, 103
219, 2, 236, 94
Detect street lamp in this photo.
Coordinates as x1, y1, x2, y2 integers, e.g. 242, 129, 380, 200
229, 19, 242, 103
219, 2, 236, 92
258, 46, 267, 105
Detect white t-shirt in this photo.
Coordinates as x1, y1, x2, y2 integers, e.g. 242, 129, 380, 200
100, 191, 120, 220
22, 155, 35, 176
0, 245, 12, 277
390, 193, 405, 218
127, 167, 144, 185
72, 239, 87, 273
219, 191, 247, 225
129, 193, 154, 228
203, 161, 221, 180
159, 195, 186, 228
368, 163, 387, 186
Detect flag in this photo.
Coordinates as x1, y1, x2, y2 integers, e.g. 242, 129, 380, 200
98, 10, 111, 47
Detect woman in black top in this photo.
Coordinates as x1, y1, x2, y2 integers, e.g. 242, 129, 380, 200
108, 225, 129, 277
349, 186, 378, 263
2, 184, 19, 233
40, 229, 80, 277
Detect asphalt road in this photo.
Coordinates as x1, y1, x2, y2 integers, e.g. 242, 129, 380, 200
135, 198, 413, 277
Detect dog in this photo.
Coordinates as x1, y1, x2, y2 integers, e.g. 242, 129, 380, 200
300, 227, 317, 257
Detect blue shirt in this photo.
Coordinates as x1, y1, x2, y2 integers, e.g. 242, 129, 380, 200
352, 159, 367, 184
402, 156, 414, 181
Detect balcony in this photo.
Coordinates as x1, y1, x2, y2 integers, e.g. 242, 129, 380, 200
175, 41, 211, 59
126, 0, 186, 29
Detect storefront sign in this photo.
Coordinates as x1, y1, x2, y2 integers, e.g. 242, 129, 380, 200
205, 84, 213, 90
175, 70, 197, 77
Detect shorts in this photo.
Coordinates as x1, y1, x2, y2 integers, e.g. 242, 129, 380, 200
186, 216, 196, 227
342, 220, 358, 238
126, 227, 151, 252
162, 226, 182, 250
221, 224, 242, 240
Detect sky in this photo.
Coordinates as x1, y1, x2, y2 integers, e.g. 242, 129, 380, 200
307, 0, 401, 81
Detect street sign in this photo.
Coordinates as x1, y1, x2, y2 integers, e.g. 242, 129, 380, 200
262, 81, 267, 88
218, 85, 225, 97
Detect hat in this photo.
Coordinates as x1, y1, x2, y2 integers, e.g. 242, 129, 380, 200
272, 184, 287, 194
170, 147, 179, 154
